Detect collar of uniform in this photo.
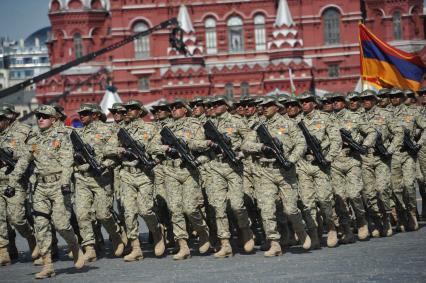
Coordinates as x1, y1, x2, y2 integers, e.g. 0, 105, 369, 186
303, 109, 317, 120
266, 112, 280, 124
39, 125, 56, 136
334, 108, 348, 119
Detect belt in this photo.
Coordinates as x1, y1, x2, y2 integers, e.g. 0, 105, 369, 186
122, 166, 143, 174
37, 173, 61, 183
163, 159, 182, 167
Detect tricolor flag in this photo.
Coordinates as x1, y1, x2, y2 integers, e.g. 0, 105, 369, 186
359, 23, 426, 91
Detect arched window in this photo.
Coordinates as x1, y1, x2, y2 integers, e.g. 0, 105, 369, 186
254, 14, 266, 51
73, 33, 84, 58
133, 22, 150, 59
323, 8, 340, 45
205, 18, 217, 54
227, 16, 244, 52
225, 82, 234, 99
240, 82, 249, 97
393, 11, 402, 40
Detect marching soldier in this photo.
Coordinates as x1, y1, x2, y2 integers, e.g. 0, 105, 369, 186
297, 91, 341, 248
73, 103, 127, 262
7, 105, 84, 279
0, 105, 39, 266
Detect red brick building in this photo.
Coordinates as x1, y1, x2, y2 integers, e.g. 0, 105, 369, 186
37, 0, 425, 118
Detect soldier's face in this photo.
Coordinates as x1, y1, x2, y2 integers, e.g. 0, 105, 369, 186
79, 111, 94, 125
126, 107, 141, 121
113, 111, 125, 123
192, 105, 205, 117
301, 100, 315, 113
322, 101, 334, 112
333, 99, 346, 111
236, 105, 245, 116
420, 94, 426, 105
263, 104, 279, 118
245, 104, 256, 116
378, 97, 389, 107
404, 97, 414, 106
362, 97, 375, 110
390, 95, 403, 106
36, 114, 55, 130
286, 103, 300, 118
214, 103, 228, 115
349, 100, 360, 110
205, 106, 215, 117
172, 105, 187, 119
157, 109, 170, 120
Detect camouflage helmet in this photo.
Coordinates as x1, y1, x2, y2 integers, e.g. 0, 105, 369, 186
211, 95, 232, 107
35, 105, 57, 117
239, 95, 255, 105
169, 98, 192, 112
51, 103, 67, 119
152, 101, 171, 111
108, 102, 126, 112
0, 103, 19, 115
253, 96, 266, 105
0, 108, 11, 117
403, 89, 415, 99
417, 86, 426, 95
77, 103, 97, 113
346, 91, 360, 101
377, 88, 390, 97
297, 91, 316, 102
388, 87, 404, 97
333, 92, 346, 101
259, 96, 284, 108
124, 100, 148, 116
189, 96, 204, 107
283, 96, 301, 106
360, 89, 378, 100
277, 93, 290, 104
320, 93, 334, 102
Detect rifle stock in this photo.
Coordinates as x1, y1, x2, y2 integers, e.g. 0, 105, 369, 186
256, 124, 292, 170
70, 130, 103, 175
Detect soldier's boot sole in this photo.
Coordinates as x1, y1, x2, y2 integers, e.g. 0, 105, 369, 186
357, 224, 370, 240
263, 241, 282, 257
173, 239, 191, 260
123, 250, 143, 262
241, 229, 255, 253
83, 246, 97, 262
213, 239, 233, 258
371, 229, 380, 238
198, 229, 211, 254
326, 229, 338, 248
153, 226, 166, 257
35, 267, 55, 280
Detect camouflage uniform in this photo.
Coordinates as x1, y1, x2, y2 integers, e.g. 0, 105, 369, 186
73, 104, 125, 256
331, 97, 376, 241
0, 110, 37, 263
297, 93, 341, 248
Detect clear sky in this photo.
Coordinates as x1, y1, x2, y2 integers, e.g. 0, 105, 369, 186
0, 0, 51, 40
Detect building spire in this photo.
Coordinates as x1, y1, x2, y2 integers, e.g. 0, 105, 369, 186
177, 4, 195, 33
274, 0, 294, 28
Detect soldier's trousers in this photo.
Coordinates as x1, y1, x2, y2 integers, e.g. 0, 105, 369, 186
206, 160, 251, 239
32, 178, 79, 256
253, 163, 306, 240
74, 171, 122, 247
120, 167, 160, 241
163, 164, 208, 240
297, 159, 336, 231
331, 157, 366, 227
0, 183, 33, 248
361, 154, 392, 217
391, 152, 417, 211
242, 160, 263, 237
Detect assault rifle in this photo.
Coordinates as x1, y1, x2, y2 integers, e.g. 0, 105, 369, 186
340, 128, 367, 155
256, 124, 293, 170
203, 120, 242, 169
374, 130, 391, 159
117, 128, 155, 171
70, 130, 103, 175
160, 126, 200, 170
403, 129, 420, 156
298, 121, 329, 169
0, 148, 16, 175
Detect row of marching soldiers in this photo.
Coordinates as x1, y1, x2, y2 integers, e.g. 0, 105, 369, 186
0, 86, 425, 279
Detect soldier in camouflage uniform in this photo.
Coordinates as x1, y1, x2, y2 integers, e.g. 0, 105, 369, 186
73, 103, 127, 262
417, 87, 426, 220
0, 106, 38, 266
242, 97, 311, 256
283, 97, 302, 121
346, 91, 364, 114
151, 99, 210, 260
119, 100, 165, 261
8, 105, 84, 279
331, 93, 376, 242
320, 93, 335, 114
204, 96, 254, 258
297, 91, 341, 248
388, 88, 426, 231
360, 90, 403, 237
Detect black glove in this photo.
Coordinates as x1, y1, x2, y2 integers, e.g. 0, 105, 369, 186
4, 185, 15, 198
261, 145, 275, 155
61, 184, 72, 195
123, 148, 138, 160
208, 141, 221, 152
166, 147, 179, 158
74, 152, 86, 165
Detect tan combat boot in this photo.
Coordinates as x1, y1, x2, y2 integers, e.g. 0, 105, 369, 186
408, 209, 419, 231
198, 229, 211, 254
124, 238, 143, 262
152, 225, 165, 257
264, 240, 282, 257
35, 254, 55, 279
0, 247, 11, 266
213, 239, 233, 258
241, 228, 254, 253
326, 225, 338, 248
70, 244, 85, 269
27, 235, 40, 260
83, 245, 97, 262
308, 229, 321, 249
296, 230, 311, 250
391, 207, 405, 232
383, 214, 393, 237
111, 232, 125, 257
340, 224, 355, 244
358, 223, 370, 240
173, 239, 191, 260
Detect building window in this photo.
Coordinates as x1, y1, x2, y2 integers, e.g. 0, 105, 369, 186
227, 16, 244, 52
133, 22, 150, 59
323, 9, 340, 45
73, 33, 84, 58
138, 77, 150, 90
254, 14, 266, 51
393, 11, 402, 40
328, 64, 340, 78
25, 70, 34, 77
205, 18, 217, 54
240, 82, 249, 97
225, 82, 234, 99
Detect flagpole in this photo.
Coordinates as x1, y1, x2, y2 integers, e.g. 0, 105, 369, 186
358, 21, 365, 92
